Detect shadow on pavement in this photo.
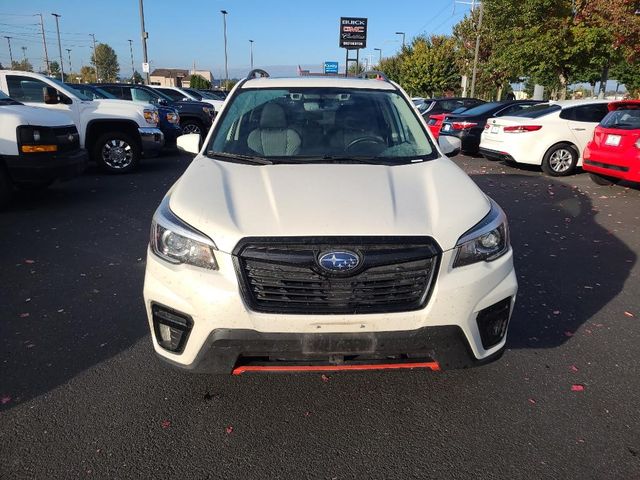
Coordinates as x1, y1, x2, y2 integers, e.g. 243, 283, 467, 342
470, 173, 636, 349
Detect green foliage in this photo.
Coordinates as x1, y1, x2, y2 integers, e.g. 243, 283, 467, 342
132, 70, 144, 84
189, 74, 211, 89
49, 61, 60, 77
80, 65, 97, 83
400, 35, 460, 97
347, 62, 365, 75
11, 59, 33, 72
91, 43, 119, 82
378, 55, 404, 84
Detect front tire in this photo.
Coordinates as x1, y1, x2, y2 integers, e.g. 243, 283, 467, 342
180, 120, 204, 136
589, 173, 619, 186
542, 143, 578, 176
93, 132, 141, 173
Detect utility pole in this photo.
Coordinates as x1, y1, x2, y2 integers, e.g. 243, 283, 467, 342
4, 36, 14, 66
128, 39, 135, 82
66, 48, 72, 73
90, 34, 99, 83
138, 0, 150, 84
249, 39, 254, 70
37, 14, 50, 75
395, 31, 406, 49
469, 2, 483, 98
221, 10, 229, 87
374, 48, 382, 64
21, 46, 27, 61
51, 13, 64, 81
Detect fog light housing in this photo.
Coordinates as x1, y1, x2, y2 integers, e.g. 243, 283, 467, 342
476, 297, 511, 349
152, 304, 193, 353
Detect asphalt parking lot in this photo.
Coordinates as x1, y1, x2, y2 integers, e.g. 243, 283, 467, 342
1, 153, 639, 479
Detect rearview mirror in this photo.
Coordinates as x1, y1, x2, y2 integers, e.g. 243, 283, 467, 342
43, 87, 59, 105
438, 136, 461, 158
177, 133, 201, 155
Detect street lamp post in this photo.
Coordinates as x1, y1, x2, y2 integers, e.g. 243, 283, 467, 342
138, 0, 150, 84
374, 47, 382, 64
4, 36, 13, 66
90, 34, 99, 83
128, 39, 135, 83
249, 39, 254, 70
51, 13, 64, 80
221, 10, 229, 88
395, 31, 405, 49
65, 48, 72, 73
21, 46, 27, 61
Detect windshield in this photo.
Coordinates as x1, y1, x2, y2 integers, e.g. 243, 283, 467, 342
48, 77, 92, 101
511, 104, 561, 118
183, 88, 203, 100
207, 87, 437, 164
152, 88, 175, 102
67, 85, 115, 100
600, 108, 640, 130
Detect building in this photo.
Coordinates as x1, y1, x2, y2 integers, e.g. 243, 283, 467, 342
149, 68, 214, 88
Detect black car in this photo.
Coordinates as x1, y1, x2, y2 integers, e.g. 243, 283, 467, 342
439, 100, 543, 154
420, 97, 485, 116
96, 84, 215, 137
68, 83, 182, 148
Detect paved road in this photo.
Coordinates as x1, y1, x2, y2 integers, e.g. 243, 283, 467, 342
1, 154, 639, 479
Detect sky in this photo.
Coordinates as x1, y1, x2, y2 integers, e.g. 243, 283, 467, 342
0, 0, 473, 78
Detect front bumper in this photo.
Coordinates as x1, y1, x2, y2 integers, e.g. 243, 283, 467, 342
479, 147, 516, 162
138, 127, 164, 156
583, 145, 640, 182
4, 148, 88, 183
144, 246, 518, 373
160, 125, 183, 148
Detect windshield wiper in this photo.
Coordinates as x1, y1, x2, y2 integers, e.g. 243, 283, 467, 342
206, 151, 273, 165
285, 155, 394, 165
0, 98, 21, 105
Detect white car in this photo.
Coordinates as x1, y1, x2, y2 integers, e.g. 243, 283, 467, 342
151, 86, 225, 112
143, 70, 518, 374
479, 100, 610, 176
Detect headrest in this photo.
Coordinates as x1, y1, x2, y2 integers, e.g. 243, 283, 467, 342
260, 103, 287, 128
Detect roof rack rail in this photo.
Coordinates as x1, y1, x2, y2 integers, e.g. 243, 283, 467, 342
357, 70, 390, 82
246, 69, 270, 79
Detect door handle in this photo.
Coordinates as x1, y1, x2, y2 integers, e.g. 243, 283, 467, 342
571, 127, 586, 131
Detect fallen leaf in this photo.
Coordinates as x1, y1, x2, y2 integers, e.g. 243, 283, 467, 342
225, 425, 234, 434
564, 331, 574, 337
570, 365, 579, 373
161, 420, 171, 429
528, 398, 536, 405
553, 310, 560, 315
1, 395, 11, 405
321, 374, 330, 383
624, 311, 634, 318
571, 384, 585, 392
24, 259, 35, 264
19, 313, 30, 318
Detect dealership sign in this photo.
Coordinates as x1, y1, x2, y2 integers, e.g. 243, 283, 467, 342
339, 17, 367, 49
324, 61, 339, 74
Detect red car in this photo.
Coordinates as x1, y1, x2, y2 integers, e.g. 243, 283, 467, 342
426, 113, 448, 138
583, 100, 640, 185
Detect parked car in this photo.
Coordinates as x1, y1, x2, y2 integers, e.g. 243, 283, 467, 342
426, 105, 481, 139
69, 83, 181, 149
0, 89, 86, 206
421, 97, 486, 117
0, 71, 163, 173
479, 100, 610, 176
440, 100, 542, 155
198, 89, 227, 101
143, 70, 517, 374
97, 83, 214, 137
151, 86, 224, 112
583, 100, 640, 185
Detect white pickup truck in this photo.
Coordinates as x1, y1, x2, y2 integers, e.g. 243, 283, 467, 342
0, 71, 164, 173
0, 90, 87, 206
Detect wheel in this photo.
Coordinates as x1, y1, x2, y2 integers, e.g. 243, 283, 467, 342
92, 132, 140, 173
542, 143, 578, 176
0, 165, 12, 208
180, 120, 204, 135
589, 173, 619, 186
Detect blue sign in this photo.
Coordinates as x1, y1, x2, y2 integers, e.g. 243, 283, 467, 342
324, 61, 339, 74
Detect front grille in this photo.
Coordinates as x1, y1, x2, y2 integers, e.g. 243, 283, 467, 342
233, 237, 441, 314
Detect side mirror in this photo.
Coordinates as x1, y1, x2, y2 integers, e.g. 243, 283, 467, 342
438, 136, 461, 158
43, 87, 59, 105
177, 133, 201, 155
157, 98, 168, 106
182, 97, 190, 102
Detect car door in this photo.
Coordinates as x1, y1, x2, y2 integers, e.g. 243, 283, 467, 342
562, 104, 610, 151
5, 74, 77, 124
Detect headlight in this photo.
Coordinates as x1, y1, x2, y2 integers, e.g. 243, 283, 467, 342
202, 106, 214, 116
144, 108, 159, 125
150, 196, 218, 270
453, 198, 509, 268
166, 112, 180, 124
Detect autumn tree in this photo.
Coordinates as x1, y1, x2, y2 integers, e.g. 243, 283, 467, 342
91, 43, 119, 82
80, 65, 97, 83
11, 59, 33, 72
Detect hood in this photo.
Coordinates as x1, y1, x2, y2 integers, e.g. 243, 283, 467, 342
0, 104, 74, 126
168, 157, 491, 254
172, 100, 212, 108
94, 98, 154, 110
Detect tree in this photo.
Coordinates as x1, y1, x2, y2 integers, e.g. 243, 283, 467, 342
91, 43, 119, 82
399, 35, 459, 97
11, 59, 33, 72
378, 55, 404, 84
132, 70, 144, 84
80, 65, 97, 83
347, 61, 365, 75
49, 61, 60, 77
189, 74, 211, 89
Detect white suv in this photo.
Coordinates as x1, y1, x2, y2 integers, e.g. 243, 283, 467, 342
143, 70, 518, 374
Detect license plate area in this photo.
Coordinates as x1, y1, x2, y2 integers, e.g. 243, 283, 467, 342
442, 124, 451, 132
491, 126, 499, 134
302, 333, 377, 354
605, 134, 621, 146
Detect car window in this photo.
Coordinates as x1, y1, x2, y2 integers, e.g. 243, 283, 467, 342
438, 100, 464, 112
158, 88, 184, 101
464, 99, 483, 108
495, 103, 535, 117
458, 102, 502, 116
6, 75, 49, 103
100, 85, 125, 99
131, 87, 155, 103
600, 109, 640, 130
568, 104, 610, 123
209, 87, 436, 163
183, 88, 203, 100
511, 104, 561, 118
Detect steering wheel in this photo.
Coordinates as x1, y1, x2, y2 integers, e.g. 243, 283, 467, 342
346, 136, 387, 153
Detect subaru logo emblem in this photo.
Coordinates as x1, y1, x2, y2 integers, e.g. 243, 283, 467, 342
318, 250, 360, 273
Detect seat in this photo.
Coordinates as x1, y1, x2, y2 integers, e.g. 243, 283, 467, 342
328, 104, 384, 153
247, 103, 301, 156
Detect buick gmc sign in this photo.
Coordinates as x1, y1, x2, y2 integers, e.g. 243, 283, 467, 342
339, 17, 367, 49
